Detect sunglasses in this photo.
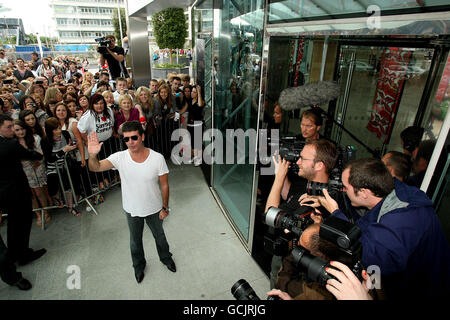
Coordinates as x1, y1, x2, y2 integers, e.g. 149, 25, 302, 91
123, 135, 139, 142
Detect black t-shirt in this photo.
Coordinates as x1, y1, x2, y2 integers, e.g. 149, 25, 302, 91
102, 46, 128, 79
188, 101, 204, 123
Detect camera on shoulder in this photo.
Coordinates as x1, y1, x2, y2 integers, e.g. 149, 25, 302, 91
95, 37, 111, 54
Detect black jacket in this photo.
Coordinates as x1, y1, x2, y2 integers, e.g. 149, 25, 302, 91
0, 136, 43, 208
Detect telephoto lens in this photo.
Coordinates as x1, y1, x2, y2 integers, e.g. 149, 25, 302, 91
231, 279, 260, 300
231, 279, 281, 300
291, 247, 334, 286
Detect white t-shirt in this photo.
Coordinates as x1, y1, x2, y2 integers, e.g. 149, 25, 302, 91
77, 107, 114, 142
107, 149, 169, 217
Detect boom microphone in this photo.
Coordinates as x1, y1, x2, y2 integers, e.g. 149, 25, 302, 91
278, 81, 340, 111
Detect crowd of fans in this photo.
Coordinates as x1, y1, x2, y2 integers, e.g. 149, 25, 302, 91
0, 50, 204, 227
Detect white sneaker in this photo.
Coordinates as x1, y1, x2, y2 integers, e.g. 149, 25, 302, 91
194, 157, 202, 166
86, 205, 92, 212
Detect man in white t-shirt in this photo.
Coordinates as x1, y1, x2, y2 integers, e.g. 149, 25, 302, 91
87, 121, 175, 283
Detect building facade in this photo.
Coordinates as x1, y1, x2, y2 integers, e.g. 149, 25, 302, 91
0, 17, 26, 44
50, 0, 126, 44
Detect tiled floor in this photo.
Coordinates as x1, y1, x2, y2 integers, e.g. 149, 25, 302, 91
0, 163, 269, 300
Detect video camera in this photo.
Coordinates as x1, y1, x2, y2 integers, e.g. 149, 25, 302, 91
263, 205, 315, 257
291, 215, 364, 286
95, 37, 111, 54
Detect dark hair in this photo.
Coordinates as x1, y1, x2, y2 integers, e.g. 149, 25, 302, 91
0, 113, 13, 126
122, 120, 144, 136
415, 140, 436, 164
31, 52, 38, 57
18, 95, 36, 111
54, 102, 70, 128
100, 71, 110, 77
384, 151, 412, 181
306, 139, 337, 174
63, 91, 77, 102
77, 94, 89, 110
89, 93, 112, 121
19, 110, 45, 138
14, 119, 35, 149
116, 77, 127, 84
44, 117, 60, 145
400, 126, 424, 153
301, 108, 323, 126
345, 158, 394, 198
172, 76, 181, 83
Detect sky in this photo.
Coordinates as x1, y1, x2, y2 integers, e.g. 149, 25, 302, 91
1, 0, 57, 37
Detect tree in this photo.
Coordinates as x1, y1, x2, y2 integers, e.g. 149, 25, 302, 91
112, 8, 127, 46
152, 8, 187, 64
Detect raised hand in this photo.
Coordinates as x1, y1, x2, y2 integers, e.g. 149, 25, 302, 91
87, 132, 103, 156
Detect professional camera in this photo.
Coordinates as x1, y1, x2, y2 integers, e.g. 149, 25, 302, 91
265, 206, 315, 238
95, 37, 111, 54
231, 279, 279, 300
290, 215, 364, 286
263, 205, 315, 257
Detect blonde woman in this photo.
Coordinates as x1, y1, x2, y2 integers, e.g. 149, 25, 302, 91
43, 87, 63, 116
114, 94, 140, 135
102, 90, 118, 112
135, 86, 153, 120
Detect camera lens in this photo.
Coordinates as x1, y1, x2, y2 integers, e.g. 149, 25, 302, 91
231, 279, 260, 300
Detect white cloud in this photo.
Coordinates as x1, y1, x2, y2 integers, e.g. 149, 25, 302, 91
1, 0, 56, 37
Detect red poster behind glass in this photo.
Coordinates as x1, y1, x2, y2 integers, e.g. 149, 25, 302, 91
367, 48, 412, 143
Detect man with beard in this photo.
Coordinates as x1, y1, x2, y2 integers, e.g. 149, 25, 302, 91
265, 139, 337, 288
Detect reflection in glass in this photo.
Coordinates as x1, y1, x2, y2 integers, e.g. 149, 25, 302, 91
212, 0, 265, 242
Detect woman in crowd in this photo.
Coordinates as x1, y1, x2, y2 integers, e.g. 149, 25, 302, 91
153, 84, 176, 121
44, 87, 63, 116
13, 120, 51, 226
114, 94, 140, 135
66, 84, 78, 96
187, 85, 205, 166
27, 83, 46, 100
18, 95, 37, 112
30, 93, 49, 127
135, 86, 153, 122
36, 57, 56, 78
102, 91, 118, 112
19, 109, 45, 138
77, 93, 115, 189
41, 117, 80, 216
75, 94, 90, 120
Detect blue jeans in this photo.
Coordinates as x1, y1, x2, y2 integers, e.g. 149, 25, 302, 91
125, 211, 172, 272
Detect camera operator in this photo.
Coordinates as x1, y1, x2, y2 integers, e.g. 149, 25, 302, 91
306, 158, 450, 298
97, 35, 129, 80
265, 139, 337, 288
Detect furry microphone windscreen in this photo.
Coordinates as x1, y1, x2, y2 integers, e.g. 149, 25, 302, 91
278, 81, 341, 111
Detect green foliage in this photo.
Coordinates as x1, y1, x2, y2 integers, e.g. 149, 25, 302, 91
112, 8, 127, 46
154, 62, 186, 69
152, 8, 188, 63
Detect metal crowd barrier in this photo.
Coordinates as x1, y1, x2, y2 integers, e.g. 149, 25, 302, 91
32, 116, 181, 230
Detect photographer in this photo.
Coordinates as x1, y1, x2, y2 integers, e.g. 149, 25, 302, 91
307, 158, 450, 298
97, 35, 128, 80
265, 139, 337, 288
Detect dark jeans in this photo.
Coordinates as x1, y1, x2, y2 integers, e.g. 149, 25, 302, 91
125, 211, 172, 272
0, 234, 22, 285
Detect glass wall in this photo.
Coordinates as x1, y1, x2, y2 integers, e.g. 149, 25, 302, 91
212, 0, 265, 242
268, 0, 450, 23
333, 45, 434, 158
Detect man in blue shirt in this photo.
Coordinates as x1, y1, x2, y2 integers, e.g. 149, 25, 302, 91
306, 158, 450, 298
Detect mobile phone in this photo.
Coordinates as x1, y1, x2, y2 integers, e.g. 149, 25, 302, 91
3, 79, 13, 84
35, 80, 43, 84
123, 89, 128, 93
175, 92, 181, 97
